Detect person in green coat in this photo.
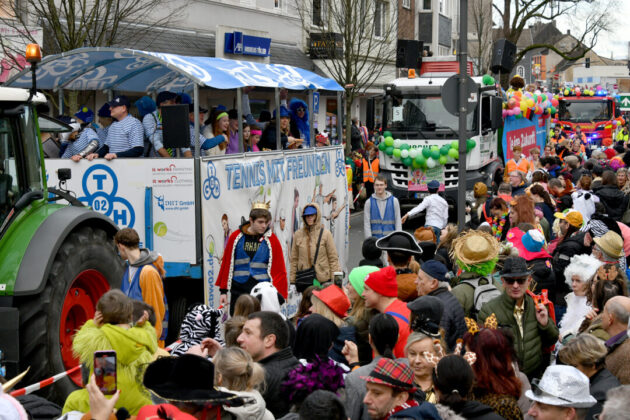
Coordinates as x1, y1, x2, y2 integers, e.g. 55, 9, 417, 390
478, 256, 559, 380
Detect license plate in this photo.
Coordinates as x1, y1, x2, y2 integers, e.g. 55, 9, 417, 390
414, 192, 428, 199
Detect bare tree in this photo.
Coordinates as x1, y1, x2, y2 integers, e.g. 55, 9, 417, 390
0, 0, 184, 111
469, 0, 492, 74
295, 0, 397, 155
492, 0, 617, 86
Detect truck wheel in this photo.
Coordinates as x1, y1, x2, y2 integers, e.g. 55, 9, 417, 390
166, 296, 188, 345
16, 226, 122, 403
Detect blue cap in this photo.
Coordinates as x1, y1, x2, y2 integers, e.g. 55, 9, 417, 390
427, 180, 440, 190
108, 95, 130, 108
273, 106, 291, 119
97, 103, 111, 118
74, 106, 94, 123
134, 96, 157, 118
177, 92, 192, 104
303, 205, 317, 216
420, 260, 447, 283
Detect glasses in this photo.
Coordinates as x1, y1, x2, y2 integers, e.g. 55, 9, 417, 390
297, 107, 305, 112
503, 277, 528, 285
531, 379, 573, 403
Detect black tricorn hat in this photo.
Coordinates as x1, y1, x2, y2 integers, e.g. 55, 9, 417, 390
143, 355, 246, 406
375, 231, 423, 256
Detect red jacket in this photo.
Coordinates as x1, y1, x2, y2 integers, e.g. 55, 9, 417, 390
216, 224, 288, 298
384, 299, 411, 358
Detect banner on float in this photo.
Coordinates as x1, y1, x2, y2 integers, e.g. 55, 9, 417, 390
502, 115, 548, 161
200, 147, 349, 317
45, 159, 196, 264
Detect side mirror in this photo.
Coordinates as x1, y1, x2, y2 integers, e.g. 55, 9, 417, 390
491, 97, 503, 131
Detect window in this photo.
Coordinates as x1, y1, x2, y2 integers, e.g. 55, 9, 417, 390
422, 0, 431, 10
439, 0, 445, 13
312, 0, 325, 27
402, 0, 410, 8
274, 0, 281, 7
374, 1, 386, 38
517, 66, 525, 78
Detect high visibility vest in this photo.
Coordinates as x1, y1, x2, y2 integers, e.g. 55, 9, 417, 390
504, 158, 530, 181
363, 157, 379, 183
370, 196, 396, 238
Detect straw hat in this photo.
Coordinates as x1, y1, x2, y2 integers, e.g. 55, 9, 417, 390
451, 230, 500, 266
593, 231, 624, 259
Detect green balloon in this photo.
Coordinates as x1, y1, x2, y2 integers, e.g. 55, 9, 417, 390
466, 139, 476, 152
385, 137, 394, 147
440, 146, 449, 156
431, 145, 439, 152
448, 148, 459, 159
412, 160, 421, 169
385, 146, 394, 156
378, 141, 387, 151
451, 141, 459, 150
400, 143, 410, 150
383, 131, 392, 138
422, 148, 431, 158
393, 148, 401, 158
438, 155, 448, 165
431, 150, 440, 160
402, 157, 413, 167
415, 155, 426, 166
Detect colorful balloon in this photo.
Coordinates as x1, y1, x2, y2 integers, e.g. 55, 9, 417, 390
401, 149, 409, 158
393, 139, 401, 148
383, 131, 392, 138
438, 155, 448, 165
385, 137, 394, 147
422, 147, 431, 158
448, 148, 459, 159
385, 146, 394, 156
403, 157, 413, 167
409, 148, 418, 158
415, 155, 426, 166
378, 142, 386, 151
393, 148, 401, 158
426, 157, 436, 168
451, 141, 459, 150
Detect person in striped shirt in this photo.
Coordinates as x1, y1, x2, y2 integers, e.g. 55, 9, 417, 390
63, 107, 101, 161
87, 96, 144, 161
143, 91, 177, 157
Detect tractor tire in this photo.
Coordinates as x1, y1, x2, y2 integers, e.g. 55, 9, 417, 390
15, 226, 123, 404
166, 296, 188, 345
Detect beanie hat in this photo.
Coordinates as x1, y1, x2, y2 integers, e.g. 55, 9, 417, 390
364, 266, 398, 297
74, 106, 94, 123
97, 103, 111, 118
521, 229, 545, 252
349, 266, 380, 297
134, 96, 157, 119
420, 260, 448, 283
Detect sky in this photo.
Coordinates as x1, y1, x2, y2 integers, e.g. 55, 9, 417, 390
554, 1, 630, 60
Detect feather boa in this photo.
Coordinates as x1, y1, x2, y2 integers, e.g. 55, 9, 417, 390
559, 293, 590, 338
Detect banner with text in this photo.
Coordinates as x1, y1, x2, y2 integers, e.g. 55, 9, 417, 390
200, 147, 349, 316
502, 115, 548, 161
45, 159, 196, 263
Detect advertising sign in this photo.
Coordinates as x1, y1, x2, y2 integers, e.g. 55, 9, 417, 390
224, 31, 272, 57
408, 166, 446, 192
45, 159, 196, 264
200, 147, 349, 316
502, 114, 547, 161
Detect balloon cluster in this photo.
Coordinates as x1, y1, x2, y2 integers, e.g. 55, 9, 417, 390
378, 131, 476, 169
503, 89, 558, 119
482, 74, 495, 86
562, 86, 605, 97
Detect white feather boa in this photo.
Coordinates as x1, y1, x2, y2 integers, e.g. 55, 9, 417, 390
559, 293, 591, 338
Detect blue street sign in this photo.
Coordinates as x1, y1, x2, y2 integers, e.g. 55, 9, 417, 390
313, 92, 320, 114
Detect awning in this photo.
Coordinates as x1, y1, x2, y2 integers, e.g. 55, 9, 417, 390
5, 47, 344, 92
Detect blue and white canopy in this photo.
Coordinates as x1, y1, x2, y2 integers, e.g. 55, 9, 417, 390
6, 47, 343, 92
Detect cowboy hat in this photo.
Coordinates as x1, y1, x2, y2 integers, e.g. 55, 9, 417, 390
593, 231, 624, 259
450, 230, 500, 266
525, 365, 596, 408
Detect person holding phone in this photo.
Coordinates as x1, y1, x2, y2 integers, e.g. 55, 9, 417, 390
477, 256, 559, 380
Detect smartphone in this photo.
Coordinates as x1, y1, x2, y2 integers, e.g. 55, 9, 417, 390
333, 271, 344, 287
94, 350, 117, 395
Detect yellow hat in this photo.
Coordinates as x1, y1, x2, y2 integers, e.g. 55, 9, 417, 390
554, 210, 583, 228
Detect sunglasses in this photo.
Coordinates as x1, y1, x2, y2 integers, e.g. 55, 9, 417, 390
503, 277, 528, 285
297, 107, 305, 112
531, 379, 573, 403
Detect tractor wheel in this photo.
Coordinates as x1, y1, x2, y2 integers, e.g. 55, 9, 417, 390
15, 226, 123, 403
166, 295, 188, 345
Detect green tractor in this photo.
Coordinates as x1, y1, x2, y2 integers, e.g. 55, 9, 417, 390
0, 47, 122, 402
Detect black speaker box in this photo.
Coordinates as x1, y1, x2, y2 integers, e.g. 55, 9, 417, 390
162, 104, 192, 149
396, 39, 422, 69
490, 39, 517, 74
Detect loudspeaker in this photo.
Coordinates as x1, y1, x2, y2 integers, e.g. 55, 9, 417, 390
396, 39, 422, 69
162, 104, 192, 149
490, 39, 516, 74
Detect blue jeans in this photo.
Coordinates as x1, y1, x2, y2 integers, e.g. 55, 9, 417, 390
427, 225, 441, 244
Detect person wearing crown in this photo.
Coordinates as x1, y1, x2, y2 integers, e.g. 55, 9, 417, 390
216, 201, 287, 315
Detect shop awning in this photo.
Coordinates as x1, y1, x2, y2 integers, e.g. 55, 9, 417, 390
5, 47, 344, 92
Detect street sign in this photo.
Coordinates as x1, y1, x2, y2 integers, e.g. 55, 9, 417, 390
441, 74, 478, 116
313, 92, 320, 114
619, 94, 630, 111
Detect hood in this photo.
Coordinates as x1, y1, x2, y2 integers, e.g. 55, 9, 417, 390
301, 201, 322, 230
220, 389, 271, 420
72, 320, 157, 367
131, 248, 165, 277
371, 191, 393, 201
289, 98, 309, 122
239, 221, 271, 238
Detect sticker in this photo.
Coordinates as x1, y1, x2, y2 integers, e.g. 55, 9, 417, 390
392, 106, 403, 122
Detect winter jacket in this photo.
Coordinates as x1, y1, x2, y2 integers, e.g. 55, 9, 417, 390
260, 122, 288, 150
473, 391, 523, 420
455, 400, 506, 420
605, 332, 630, 384
479, 292, 559, 378
594, 185, 629, 221
451, 273, 501, 318
587, 368, 620, 420
220, 388, 274, 420
511, 182, 529, 197
62, 320, 157, 415
428, 284, 467, 351
290, 202, 341, 284
389, 401, 442, 420
258, 347, 300, 418
552, 232, 591, 305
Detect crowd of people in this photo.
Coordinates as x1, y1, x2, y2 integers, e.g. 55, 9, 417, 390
40, 88, 349, 161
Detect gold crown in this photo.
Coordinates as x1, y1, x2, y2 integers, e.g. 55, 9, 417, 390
251, 200, 271, 210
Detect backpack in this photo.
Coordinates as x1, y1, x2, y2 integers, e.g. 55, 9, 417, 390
461, 276, 502, 316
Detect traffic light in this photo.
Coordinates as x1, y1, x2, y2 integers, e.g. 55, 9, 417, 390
585, 57, 590, 68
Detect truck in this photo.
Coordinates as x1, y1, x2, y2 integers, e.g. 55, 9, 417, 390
555, 92, 622, 147
376, 57, 504, 215
1, 45, 349, 402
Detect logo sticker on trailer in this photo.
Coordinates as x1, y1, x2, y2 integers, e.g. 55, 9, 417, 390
79, 164, 136, 228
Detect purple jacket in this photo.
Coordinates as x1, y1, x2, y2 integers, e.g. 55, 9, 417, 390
226, 130, 240, 154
